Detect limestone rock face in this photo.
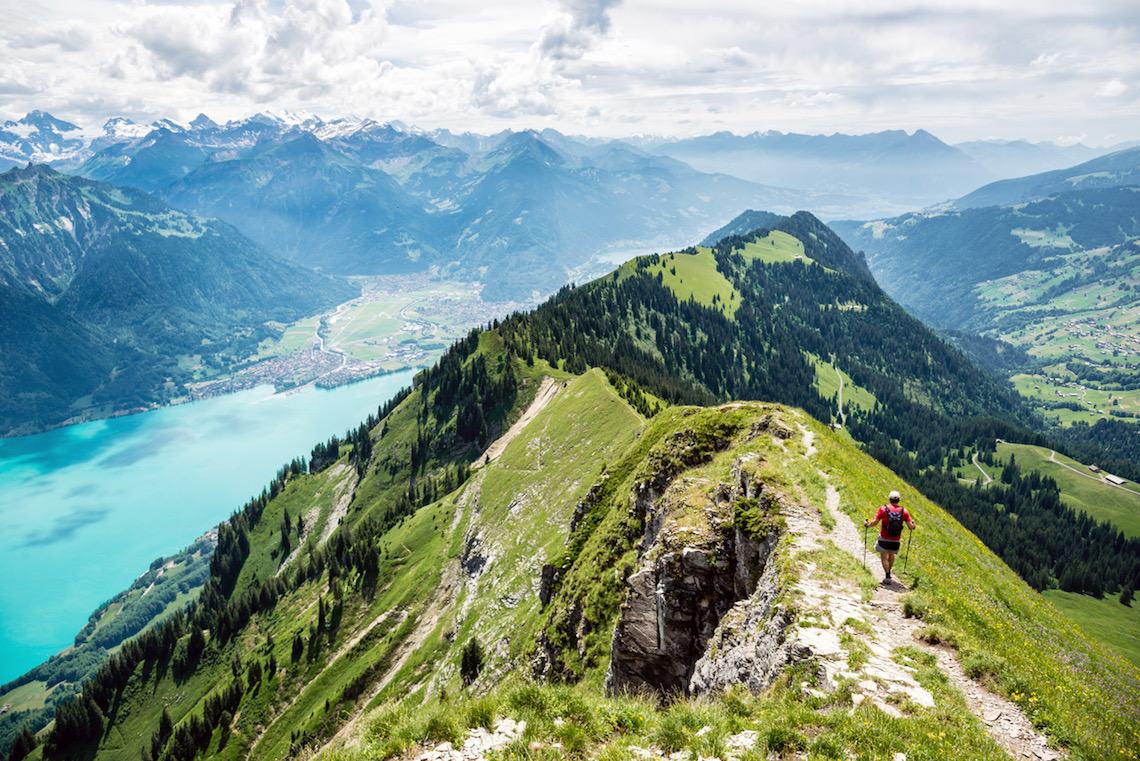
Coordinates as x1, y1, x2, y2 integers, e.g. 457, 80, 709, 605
687, 552, 795, 695
604, 455, 782, 696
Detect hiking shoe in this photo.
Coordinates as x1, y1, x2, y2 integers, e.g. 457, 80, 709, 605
885, 572, 892, 581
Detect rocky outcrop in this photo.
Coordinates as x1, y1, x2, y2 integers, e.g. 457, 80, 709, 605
687, 552, 794, 695
604, 454, 784, 696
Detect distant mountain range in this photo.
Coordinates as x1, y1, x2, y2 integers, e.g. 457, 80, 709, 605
640, 130, 1121, 217
0, 164, 354, 435
2, 111, 814, 300
1, 111, 1127, 299
5, 109, 1136, 434
945, 145, 1140, 210
830, 147, 1140, 332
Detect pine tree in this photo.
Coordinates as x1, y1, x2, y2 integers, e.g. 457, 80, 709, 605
9, 726, 37, 761
460, 636, 484, 685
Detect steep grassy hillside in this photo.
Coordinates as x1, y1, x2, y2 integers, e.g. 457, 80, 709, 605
18, 213, 1140, 761
989, 442, 1140, 538
1042, 590, 1140, 668
36, 386, 1140, 761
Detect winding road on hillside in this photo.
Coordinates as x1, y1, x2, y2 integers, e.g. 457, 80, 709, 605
972, 452, 994, 484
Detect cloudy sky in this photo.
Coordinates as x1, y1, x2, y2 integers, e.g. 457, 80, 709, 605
2, 0, 1137, 145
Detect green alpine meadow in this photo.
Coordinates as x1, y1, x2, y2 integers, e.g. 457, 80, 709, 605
6, 213, 1138, 761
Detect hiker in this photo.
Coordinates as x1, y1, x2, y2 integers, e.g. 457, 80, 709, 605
864, 490, 916, 583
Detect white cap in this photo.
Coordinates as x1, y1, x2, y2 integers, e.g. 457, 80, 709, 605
888, 490, 901, 502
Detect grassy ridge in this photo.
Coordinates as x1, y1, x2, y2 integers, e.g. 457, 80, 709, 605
816, 420, 1140, 759
338, 404, 1139, 761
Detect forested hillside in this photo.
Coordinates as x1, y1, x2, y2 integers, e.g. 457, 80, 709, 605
831, 186, 1140, 331
0, 165, 354, 435
9, 211, 1140, 761
831, 184, 1140, 478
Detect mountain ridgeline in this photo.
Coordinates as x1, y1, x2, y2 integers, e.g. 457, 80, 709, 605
67, 118, 807, 302
0, 164, 355, 435
491, 212, 1138, 594
832, 185, 1140, 333
15, 211, 1140, 761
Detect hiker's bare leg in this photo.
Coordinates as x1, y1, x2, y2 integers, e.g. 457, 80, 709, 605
880, 552, 890, 575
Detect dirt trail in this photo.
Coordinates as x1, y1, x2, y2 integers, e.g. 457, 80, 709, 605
322, 488, 477, 755
478, 377, 562, 464
972, 452, 994, 484
790, 428, 1061, 760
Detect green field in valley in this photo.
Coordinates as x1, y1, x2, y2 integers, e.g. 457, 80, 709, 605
969, 239, 1140, 427
963, 442, 1140, 538
1042, 590, 1140, 667
258, 275, 512, 372
1010, 372, 1140, 426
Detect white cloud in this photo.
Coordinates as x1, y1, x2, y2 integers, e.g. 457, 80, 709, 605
537, 0, 622, 60
781, 91, 842, 109
0, 0, 1137, 143
1097, 78, 1127, 97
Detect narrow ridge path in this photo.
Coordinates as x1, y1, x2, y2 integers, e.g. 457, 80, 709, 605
791, 424, 1060, 759
478, 377, 562, 465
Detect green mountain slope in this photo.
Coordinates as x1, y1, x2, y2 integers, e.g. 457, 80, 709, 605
831, 185, 1140, 475
13, 212, 1140, 761
0, 165, 355, 435
831, 186, 1140, 333
949, 146, 1140, 210
28, 377, 1140, 761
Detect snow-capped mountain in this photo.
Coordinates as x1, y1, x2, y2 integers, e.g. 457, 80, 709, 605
0, 111, 90, 170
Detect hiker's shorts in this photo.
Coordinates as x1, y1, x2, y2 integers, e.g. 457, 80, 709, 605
875, 537, 901, 554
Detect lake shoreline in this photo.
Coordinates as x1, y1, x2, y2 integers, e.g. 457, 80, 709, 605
0, 370, 417, 685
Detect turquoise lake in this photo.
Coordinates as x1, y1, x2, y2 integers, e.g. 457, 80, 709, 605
0, 371, 415, 685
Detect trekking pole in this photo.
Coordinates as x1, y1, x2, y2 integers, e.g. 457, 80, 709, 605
862, 523, 868, 570
902, 527, 914, 574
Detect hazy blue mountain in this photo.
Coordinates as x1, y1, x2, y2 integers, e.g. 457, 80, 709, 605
79, 128, 215, 192
948, 146, 1140, 210
422, 131, 808, 300
160, 133, 441, 275
78, 114, 312, 191
644, 129, 993, 216
323, 120, 445, 167
0, 164, 354, 435
953, 139, 1109, 181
